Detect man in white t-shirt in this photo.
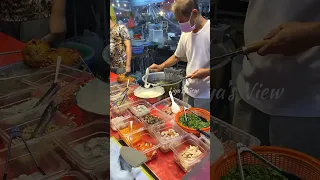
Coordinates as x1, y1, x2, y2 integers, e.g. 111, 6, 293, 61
149, 0, 210, 111
233, 0, 320, 159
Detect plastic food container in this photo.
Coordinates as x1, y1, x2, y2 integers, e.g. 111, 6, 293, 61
0, 87, 51, 123
91, 162, 109, 180
117, 116, 144, 145
0, 76, 32, 98
153, 97, 191, 117
152, 121, 186, 153
48, 171, 89, 180
211, 116, 261, 153
110, 98, 134, 115
170, 134, 209, 172
0, 143, 70, 180
110, 111, 132, 131
0, 111, 75, 145
23, 65, 92, 112
55, 121, 109, 172
139, 108, 171, 128
175, 108, 210, 136
125, 129, 160, 161
128, 100, 153, 117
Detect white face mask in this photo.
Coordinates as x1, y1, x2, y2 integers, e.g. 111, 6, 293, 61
178, 12, 196, 32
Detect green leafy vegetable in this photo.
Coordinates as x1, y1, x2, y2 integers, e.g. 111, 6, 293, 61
221, 165, 288, 180
179, 114, 209, 129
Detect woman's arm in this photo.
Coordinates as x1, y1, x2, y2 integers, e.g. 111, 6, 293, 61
43, 0, 66, 45
124, 39, 132, 72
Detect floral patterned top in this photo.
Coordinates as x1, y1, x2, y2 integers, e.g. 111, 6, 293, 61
0, 0, 52, 22
110, 23, 131, 69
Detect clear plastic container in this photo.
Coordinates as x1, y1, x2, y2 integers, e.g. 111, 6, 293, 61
117, 116, 144, 145
48, 171, 89, 180
22, 65, 92, 86
128, 100, 153, 117
55, 121, 109, 172
91, 162, 109, 180
170, 134, 209, 172
0, 76, 32, 98
125, 129, 160, 161
0, 111, 75, 145
211, 116, 261, 153
152, 121, 186, 153
153, 97, 191, 117
139, 108, 171, 128
0, 143, 70, 180
0, 87, 51, 123
23, 65, 92, 112
110, 110, 132, 131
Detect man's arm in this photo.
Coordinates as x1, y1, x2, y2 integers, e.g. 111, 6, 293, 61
160, 54, 180, 69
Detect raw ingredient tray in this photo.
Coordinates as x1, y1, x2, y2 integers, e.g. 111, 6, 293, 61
55, 121, 109, 172
0, 87, 53, 123
0, 111, 75, 145
0, 143, 70, 180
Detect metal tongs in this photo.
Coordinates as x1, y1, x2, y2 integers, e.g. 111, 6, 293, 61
31, 100, 58, 139
183, 107, 210, 139
236, 143, 302, 180
112, 79, 130, 108
33, 57, 61, 108
211, 40, 270, 70
3, 127, 46, 180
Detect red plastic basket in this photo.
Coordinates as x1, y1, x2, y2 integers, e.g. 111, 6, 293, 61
211, 146, 320, 180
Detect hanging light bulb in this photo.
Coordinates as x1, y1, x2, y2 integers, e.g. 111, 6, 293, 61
112, 3, 115, 6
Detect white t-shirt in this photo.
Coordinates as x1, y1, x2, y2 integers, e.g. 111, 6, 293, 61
237, 0, 320, 117
175, 20, 210, 99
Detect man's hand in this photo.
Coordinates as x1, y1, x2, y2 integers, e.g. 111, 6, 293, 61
149, 64, 164, 72
258, 22, 320, 56
186, 68, 210, 79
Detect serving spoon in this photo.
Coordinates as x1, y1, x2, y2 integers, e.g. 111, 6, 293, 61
144, 68, 151, 88
169, 91, 180, 114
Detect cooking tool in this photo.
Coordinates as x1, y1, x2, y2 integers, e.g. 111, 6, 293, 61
141, 71, 182, 97
144, 68, 151, 88
31, 101, 58, 139
183, 107, 189, 127
3, 126, 45, 180
197, 129, 210, 139
120, 146, 148, 167
169, 91, 180, 114
33, 57, 61, 108
211, 40, 269, 70
236, 143, 302, 180
185, 108, 208, 123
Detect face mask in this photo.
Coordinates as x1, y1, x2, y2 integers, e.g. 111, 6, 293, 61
179, 12, 196, 32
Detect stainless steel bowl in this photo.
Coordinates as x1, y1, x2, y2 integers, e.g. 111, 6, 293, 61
142, 72, 182, 98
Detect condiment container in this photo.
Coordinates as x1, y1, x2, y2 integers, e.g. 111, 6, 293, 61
152, 121, 185, 153
55, 121, 109, 173
0, 87, 51, 123
128, 100, 153, 117
124, 129, 160, 161
0, 143, 70, 179
0, 111, 75, 146
170, 134, 209, 172
139, 108, 171, 129
117, 116, 144, 145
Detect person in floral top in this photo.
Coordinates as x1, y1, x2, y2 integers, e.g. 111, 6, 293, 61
0, 0, 66, 46
110, 18, 132, 74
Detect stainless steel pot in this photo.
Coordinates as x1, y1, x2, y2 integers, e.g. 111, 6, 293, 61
142, 72, 182, 97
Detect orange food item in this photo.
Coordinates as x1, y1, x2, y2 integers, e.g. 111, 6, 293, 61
119, 123, 143, 145
22, 39, 51, 68
117, 74, 136, 83
133, 141, 157, 160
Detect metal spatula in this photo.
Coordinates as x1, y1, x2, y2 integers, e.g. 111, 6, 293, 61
211, 40, 269, 70
120, 146, 148, 168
